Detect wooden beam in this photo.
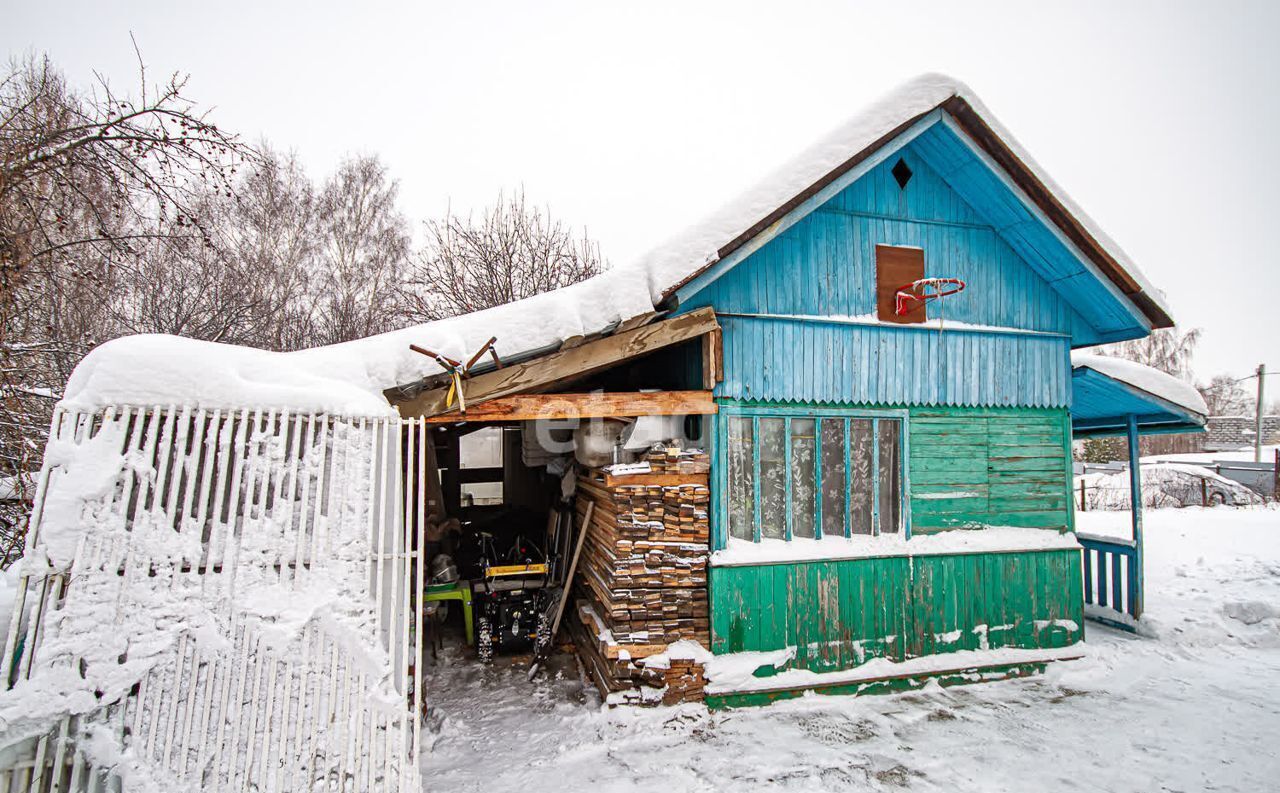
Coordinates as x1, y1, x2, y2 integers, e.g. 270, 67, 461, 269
701, 332, 717, 390
391, 308, 719, 418
421, 390, 717, 424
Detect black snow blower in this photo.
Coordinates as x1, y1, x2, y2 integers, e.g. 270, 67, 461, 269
471, 530, 552, 663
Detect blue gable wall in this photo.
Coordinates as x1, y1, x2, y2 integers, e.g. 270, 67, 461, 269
678, 142, 1079, 408
681, 147, 1089, 336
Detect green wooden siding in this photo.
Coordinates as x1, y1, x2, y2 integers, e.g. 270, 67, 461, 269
909, 406, 1071, 532
709, 549, 1083, 670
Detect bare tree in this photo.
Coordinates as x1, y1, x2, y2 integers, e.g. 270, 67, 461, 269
1198, 373, 1254, 417
1091, 327, 1205, 457
1096, 327, 1202, 378
111, 148, 319, 350
311, 155, 411, 345
0, 50, 251, 306
0, 50, 252, 563
399, 189, 604, 321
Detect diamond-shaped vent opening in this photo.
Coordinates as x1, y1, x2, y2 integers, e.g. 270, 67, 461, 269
891, 157, 913, 189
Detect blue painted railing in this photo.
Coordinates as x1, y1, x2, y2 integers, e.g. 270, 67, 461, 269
1078, 532, 1140, 628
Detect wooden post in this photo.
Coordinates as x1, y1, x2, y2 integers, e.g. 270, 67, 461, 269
1079, 478, 1087, 512
1200, 477, 1208, 507
1255, 363, 1266, 463
1127, 414, 1143, 619
528, 501, 593, 680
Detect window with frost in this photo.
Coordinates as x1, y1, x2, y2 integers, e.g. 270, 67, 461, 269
723, 406, 906, 543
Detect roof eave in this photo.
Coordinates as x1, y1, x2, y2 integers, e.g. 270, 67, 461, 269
941, 96, 1174, 330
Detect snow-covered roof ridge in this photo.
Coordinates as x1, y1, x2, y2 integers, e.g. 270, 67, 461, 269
1072, 353, 1208, 417
629, 72, 1171, 325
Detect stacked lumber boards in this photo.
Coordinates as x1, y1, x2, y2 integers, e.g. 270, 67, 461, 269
569, 452, 712, 705
641, 444, 712, 475
568, 602, 707, 706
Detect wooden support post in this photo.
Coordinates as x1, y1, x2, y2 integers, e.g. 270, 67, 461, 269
1079, 478, 1086, 512
1127, 413, 1143, 619
701, 330, 723, 389
1274, 448, 1279, 502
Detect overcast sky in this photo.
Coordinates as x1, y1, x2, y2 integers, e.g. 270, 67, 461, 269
7, 0, 1278, 383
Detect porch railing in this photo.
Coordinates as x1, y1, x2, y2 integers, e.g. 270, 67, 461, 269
1078, 532, 1140, 627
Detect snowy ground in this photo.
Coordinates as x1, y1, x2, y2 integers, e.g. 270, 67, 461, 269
421, 507, 1280, 793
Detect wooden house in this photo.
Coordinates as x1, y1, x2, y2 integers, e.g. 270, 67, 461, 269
597, 75, 1205, 704
0, 74, 1207, 789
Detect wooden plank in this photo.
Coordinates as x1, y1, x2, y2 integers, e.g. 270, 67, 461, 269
875, 245, 926, 324
701, 333, 716, 390
421, 390, 717, 424
712, 328, 724, 383
391, 307, 719, 418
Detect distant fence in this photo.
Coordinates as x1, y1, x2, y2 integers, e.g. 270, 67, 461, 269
1074, 478, 1270, 511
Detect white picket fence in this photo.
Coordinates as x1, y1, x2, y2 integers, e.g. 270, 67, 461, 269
0, 407, 430, 792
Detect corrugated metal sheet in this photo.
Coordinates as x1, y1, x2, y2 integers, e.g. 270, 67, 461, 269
715, 315, 1071, 408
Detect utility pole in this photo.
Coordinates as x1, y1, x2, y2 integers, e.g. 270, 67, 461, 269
1256, 363, 1266, 463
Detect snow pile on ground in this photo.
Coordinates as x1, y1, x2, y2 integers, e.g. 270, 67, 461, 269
1080, 462, 1262, 510
1076, 507, 1280, 648
422, 506, 1280, 792
1071, 353, 1208, 417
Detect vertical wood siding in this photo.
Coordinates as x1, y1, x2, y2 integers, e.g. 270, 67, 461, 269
908, 121, 1145, 339
681, 148, 1091, 338
715, 316, 1070, 408
676, 148, 1084, 409
709, 549, 1084, 670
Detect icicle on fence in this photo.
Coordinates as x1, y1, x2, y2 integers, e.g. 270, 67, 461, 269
0, 407, 426, 793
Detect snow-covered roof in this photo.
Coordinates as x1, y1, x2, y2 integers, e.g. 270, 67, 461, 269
636, 73, 1172, 325
1071, 353, 1208, 417
62, 272, 655, 417
62, 73, 1171, 416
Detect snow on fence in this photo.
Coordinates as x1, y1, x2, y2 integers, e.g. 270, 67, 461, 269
0, 406, 427, 792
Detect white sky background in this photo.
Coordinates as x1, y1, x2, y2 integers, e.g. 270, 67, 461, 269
6, 0, 1278, 383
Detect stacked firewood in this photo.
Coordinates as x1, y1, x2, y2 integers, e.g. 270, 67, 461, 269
569, 453, 712, 704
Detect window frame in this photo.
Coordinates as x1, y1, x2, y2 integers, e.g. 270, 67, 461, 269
714, 404, 911, 549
